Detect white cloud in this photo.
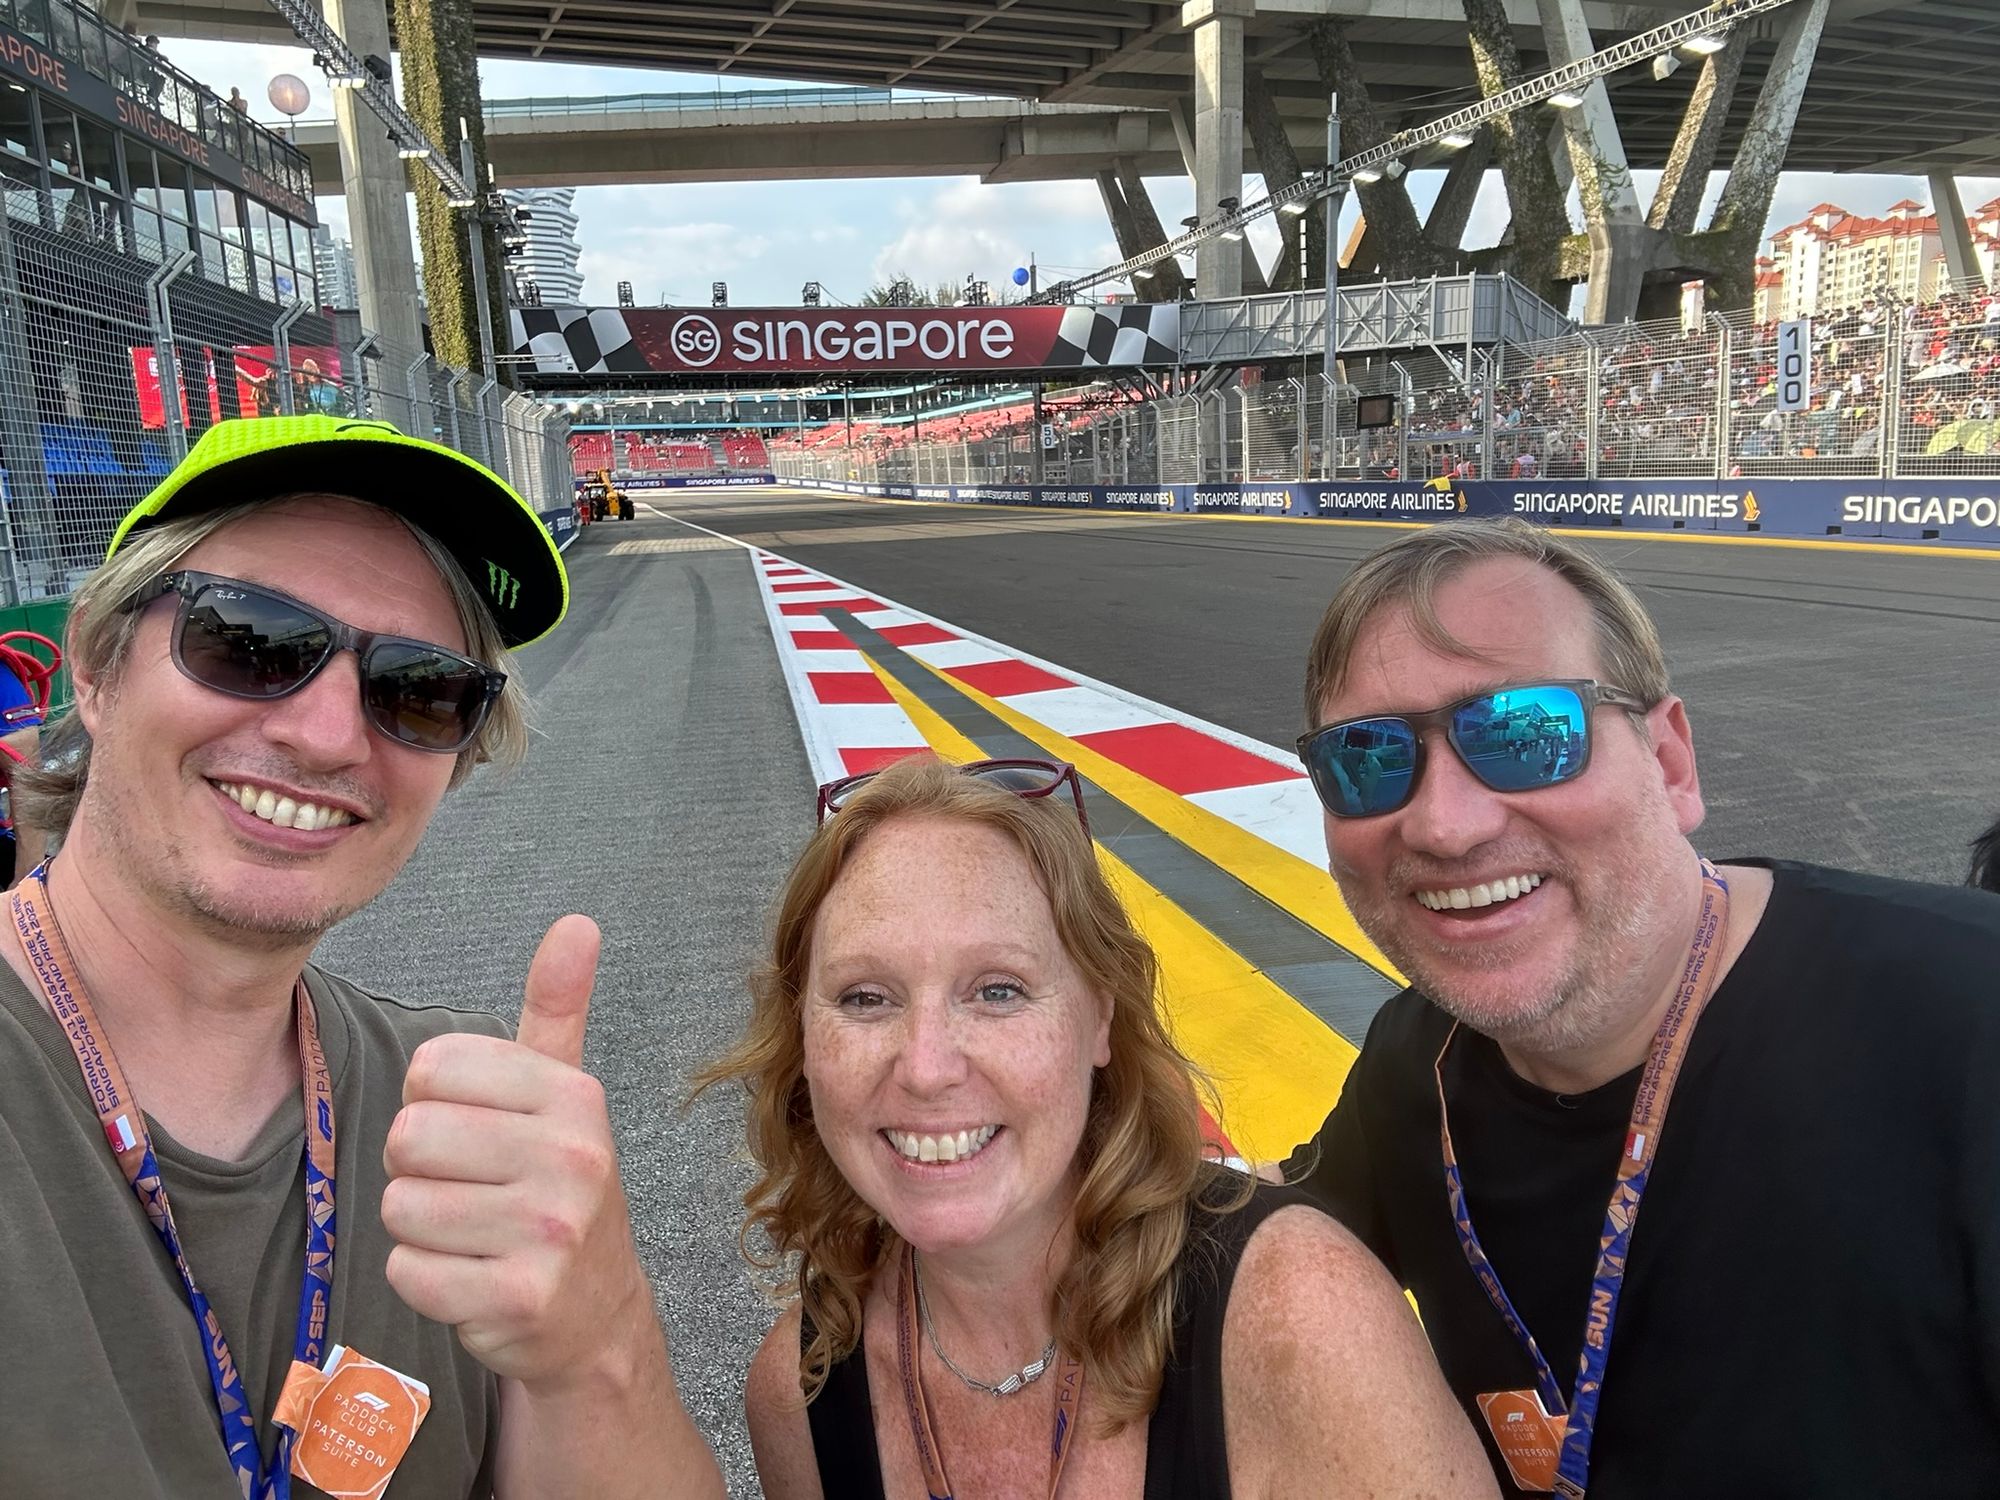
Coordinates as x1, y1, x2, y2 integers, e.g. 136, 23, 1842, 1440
578, 220, 772, 304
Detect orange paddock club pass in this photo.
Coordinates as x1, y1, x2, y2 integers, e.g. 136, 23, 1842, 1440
274, 1345, 433, 1500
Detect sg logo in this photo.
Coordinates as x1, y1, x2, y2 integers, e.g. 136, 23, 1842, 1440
670, 314, 723, 367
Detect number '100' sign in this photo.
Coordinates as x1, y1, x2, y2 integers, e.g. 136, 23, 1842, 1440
1775, 319, 1812, 413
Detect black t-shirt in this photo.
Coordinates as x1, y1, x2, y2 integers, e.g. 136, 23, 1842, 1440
1285, 860, 2000, 1500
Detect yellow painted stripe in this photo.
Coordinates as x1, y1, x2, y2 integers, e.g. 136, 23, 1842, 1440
860, 652, 1354, 1163
900, 659, 1404, 985
1099, 855, 1358, 1164
777, 484, 2000, 562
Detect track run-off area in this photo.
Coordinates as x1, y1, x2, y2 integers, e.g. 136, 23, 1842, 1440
318, 484, 1997, 1493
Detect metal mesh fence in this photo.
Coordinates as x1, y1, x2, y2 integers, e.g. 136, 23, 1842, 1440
0, 175, 571, 602
770, 287, 2000, 493
1725, 314, 1889, 477
1890, 293, 1999, 476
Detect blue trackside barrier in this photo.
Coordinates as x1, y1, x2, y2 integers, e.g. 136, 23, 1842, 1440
538, 505, 581, 553
781, 477, 2000, 546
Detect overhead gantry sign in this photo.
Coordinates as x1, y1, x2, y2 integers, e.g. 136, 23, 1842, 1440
509, 304, 1182, 376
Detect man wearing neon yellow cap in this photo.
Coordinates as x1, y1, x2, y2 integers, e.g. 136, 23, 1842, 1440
0, 417, 722, 1498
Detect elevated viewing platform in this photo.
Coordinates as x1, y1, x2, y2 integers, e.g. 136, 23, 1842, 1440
1181, 276, 1575, 365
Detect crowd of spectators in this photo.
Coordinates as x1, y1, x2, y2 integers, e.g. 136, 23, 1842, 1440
767, 388, 1147, 482
1480, 287, 2000, 477
757, 286, 2000, 488
566, 432, 771, 476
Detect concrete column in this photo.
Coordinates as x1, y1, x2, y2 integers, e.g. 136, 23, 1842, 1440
1536, 0, 1641, 227
1244, 64, 1315, 290
1169, 94, 1198, 181
1182, 0, 1253, 299
1097, 169, 1143, 260
1930, 173, 1988, 291
94, 0, 138, 28
1499, 123, 1568, 244
1304, 18, 1432, 283
1425, 129, 1492, 261
1463, 0, 1568, 307
321, 0, 425, 369
1097, 169, 1170, 303
1536, 0, 1651, 323
1114, 158, 1188, 300
1648, 30, 1748, 236
1704, 0, 1831, 309
1169, 93, 1267, 294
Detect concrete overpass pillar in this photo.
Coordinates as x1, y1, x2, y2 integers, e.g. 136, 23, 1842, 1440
1931, 173, 1988, 291
1168, 92, 1266, 294
1499, 123, 1569, 245
1536, 0, 1651, 323
1304, 18, 1435, 283
1096, 169, 1143, 260
1244, 64, 1315, 290
1463, 0, 1568, 307
1706, 0, 1831, 310
1114, 158, 1189, 300
1425, 129, 1492, 262
1182, 0, 1253, 299
93, 0, 138, 29
1096, 168, 1170, 302
321, 0, 425, 378
1648, 29, 1748, 236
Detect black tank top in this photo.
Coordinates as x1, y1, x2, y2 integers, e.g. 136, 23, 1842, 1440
802, 1181, 1306, 1500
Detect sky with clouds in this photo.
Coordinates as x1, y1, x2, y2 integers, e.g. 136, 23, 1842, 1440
167, 37, 1995, 310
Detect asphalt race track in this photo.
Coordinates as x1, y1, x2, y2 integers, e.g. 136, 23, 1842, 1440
673, 487, 2000, 884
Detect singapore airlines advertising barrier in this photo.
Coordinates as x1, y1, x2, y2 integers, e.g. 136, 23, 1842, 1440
786, 478, 2000, 545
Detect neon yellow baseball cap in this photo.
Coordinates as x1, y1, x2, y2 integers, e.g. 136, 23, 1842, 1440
107, 415, 569, 648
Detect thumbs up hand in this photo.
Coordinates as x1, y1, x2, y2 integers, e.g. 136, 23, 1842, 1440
382, 916, 653, 1385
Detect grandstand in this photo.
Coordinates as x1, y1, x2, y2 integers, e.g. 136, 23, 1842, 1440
766, 283, 2000, 489
568, 428, 772, 479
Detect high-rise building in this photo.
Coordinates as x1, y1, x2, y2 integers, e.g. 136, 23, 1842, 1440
311, 225, 359, 310
1763, 197, 2000, 319
501, 187, 585, 305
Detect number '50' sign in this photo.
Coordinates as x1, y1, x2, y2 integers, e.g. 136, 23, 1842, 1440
1775, 320, 1811, 413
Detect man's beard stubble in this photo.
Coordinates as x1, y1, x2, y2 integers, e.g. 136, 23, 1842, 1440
83, 743, 379, 947
1335, 823, 1680, 1060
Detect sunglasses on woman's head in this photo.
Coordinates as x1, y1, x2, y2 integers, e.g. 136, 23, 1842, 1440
130, 570, 506, 754
1296, 680, 1650, 819
816, 758, 1090, 835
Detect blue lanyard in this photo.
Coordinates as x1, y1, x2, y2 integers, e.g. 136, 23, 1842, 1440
1435, 860, 1730, 1497
12, 872, 337, 1500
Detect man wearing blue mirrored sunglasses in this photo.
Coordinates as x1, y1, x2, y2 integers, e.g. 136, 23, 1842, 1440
1275, 517, 2000, 1500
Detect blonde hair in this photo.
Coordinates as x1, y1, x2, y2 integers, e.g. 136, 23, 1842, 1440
694, 755, 1247, 1433
1303, 516, 1671, 723
12, 497, 531, 838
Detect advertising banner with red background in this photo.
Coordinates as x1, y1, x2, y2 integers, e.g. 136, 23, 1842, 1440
509, 304, 1180, 377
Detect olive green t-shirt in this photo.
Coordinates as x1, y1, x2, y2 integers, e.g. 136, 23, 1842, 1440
0, 960, 508, 1498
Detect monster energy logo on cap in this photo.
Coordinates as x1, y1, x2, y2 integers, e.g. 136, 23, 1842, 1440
485, 561, 523, 612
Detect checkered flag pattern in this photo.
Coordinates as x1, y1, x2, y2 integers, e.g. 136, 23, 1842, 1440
1044, 304, 1180, 368
508, 307, 653, 375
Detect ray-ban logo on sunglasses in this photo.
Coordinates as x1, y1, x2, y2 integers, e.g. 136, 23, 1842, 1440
486, 561, 521, 610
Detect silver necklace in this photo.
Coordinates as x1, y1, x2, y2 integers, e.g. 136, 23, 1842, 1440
913, 1254, 1058, 1398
